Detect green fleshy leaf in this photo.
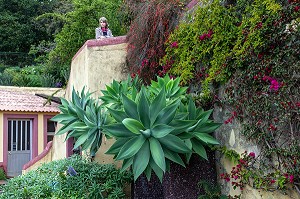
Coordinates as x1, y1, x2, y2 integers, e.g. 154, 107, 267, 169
151, 124, 175, 138
195, 133, 219, 145
149, 137, 166, 172
191, 138, 208, 160
158, 134, 191, 153
121, 157, 133, 172
150, 88, 166, 125
116, 135, 146, 160
122, 118, 145, 134
122, 94, 139, 120
138, 88, 150, 128
195, 122, 222, 134
107, 107, 127, 122
153, 100, 180, 125
163, 147, 185, 167
73, 133, 90, 149
105, 138, 128, 155
149, 157, 164, 182
51, 114, 76, 122
133, 140, 150, 181
103, 123, 137, 138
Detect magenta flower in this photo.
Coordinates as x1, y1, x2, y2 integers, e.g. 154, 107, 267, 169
199, 34, 206, 41
294, 6, 300, 12
289, 175, 294, 183
171, 41, 178, 48
270, 79, 280, 91
249, 152, 255, 158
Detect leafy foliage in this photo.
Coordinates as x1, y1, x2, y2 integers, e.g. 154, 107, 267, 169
158, 0, 300, 194
126, 0, 188, 84
0, 155, 132, 198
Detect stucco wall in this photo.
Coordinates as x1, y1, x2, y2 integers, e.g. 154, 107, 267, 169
52, 36, 128, 163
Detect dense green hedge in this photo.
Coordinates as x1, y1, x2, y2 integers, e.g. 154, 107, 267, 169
0, 155, 132, 199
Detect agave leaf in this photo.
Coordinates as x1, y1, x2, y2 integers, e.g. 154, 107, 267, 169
153, 99, 180, 125
149, 157, 164, 182
105, 138, 128, 154
73, 133, 90, 149
116, 135, 146, 160
51, 114, 77, 122
163, 147, 185, 167
122, 94, 139, 120
106, 84, 119, 99
99, 95, 117, 104
122, 118, 145, 134
60, 97, 69, 107
191, 138, 208, 160
196, 109, 213, 125
121, 157, 134, 172
85, 105, 96, 123
103, 123, 137, 138
83, 115, 97, 128
133, 140, 150, 181
177, 132, 194, 139
107, 107, 128, 122
169, 120, 197, 135
195, 122, 222, 134
149, 137, 166, 172
188, 97, 196, 120
55, 120, 79, 135
158, 134, 191, 153
151, 124, 175, 138
150, 88, 166, 125
195, 133, 219, 145
144, 165, 152, 181
138, 88, 150, 128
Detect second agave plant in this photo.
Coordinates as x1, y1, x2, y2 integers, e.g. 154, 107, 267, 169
103, 75, 221, 181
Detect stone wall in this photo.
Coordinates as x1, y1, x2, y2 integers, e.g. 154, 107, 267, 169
214, 86, 299, 199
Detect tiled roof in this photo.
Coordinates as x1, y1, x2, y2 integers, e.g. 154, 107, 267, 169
0, 90, 60, 113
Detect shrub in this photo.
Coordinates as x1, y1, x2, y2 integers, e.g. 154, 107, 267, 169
0, 155, 132, 198
126, 0, 188, 84
0, 167, 6, 180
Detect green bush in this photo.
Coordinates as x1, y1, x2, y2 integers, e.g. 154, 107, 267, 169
0, 167, 6, 180
0, 155, 132, 199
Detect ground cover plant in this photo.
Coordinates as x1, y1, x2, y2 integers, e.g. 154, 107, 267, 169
0, 155, 132, 198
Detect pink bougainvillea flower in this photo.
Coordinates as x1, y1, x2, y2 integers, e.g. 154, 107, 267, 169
289, 175, 294, 183
199, 34, 206, 41
270, 179, 276, 184
294, 6, 300, 12
249, 152, 255, 158
270, 79, 281, 91
171, 41, 178, 48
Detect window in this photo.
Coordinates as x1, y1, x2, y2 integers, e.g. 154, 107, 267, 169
47, 119, 56, 143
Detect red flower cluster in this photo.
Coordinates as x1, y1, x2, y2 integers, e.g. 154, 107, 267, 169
224, 111, 237, 124
171, 41, 178, 48
199, 29, 213, 41
262, 76, 281, 91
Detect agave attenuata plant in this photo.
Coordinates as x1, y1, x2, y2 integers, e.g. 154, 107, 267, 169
51, 87, 108, 156
104, 77, 221, 181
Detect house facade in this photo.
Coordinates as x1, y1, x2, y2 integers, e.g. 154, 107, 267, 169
0, 89, 60, 177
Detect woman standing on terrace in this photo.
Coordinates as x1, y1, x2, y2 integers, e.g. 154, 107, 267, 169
95, 17, 113, 39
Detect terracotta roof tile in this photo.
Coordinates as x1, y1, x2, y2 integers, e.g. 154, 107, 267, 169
0, 90, 60, 113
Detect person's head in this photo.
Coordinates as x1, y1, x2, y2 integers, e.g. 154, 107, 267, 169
99, 17, 108, 28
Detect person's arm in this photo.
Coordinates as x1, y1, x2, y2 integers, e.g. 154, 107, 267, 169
95, 28, 101, 39
107, 29, 113, 38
